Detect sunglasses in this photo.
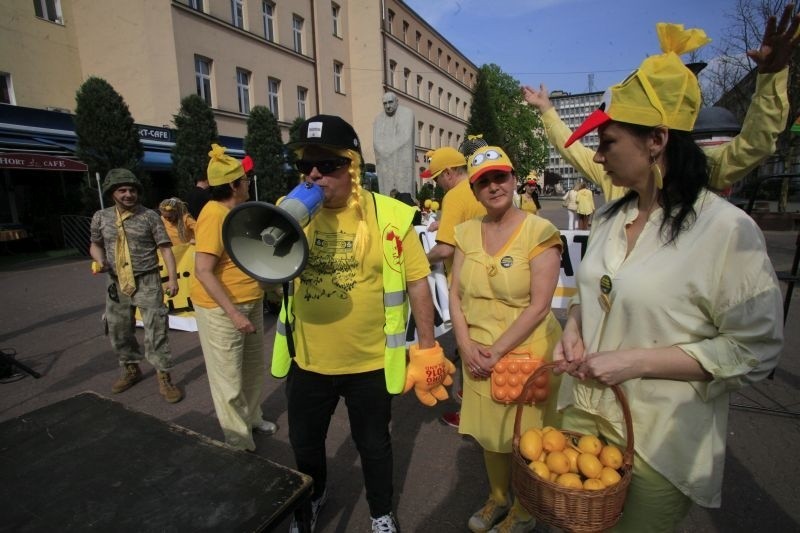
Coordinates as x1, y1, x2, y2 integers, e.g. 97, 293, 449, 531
295, 157, 351, 175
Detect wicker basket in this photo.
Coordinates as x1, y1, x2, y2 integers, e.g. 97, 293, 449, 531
511, 363, 634, 533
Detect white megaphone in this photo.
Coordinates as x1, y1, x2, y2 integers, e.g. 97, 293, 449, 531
222, 181, 324, 283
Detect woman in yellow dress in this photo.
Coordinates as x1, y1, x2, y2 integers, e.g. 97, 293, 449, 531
450, 145, 563, 533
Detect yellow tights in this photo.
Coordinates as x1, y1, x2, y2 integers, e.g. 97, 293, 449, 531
484, 449, 532, 521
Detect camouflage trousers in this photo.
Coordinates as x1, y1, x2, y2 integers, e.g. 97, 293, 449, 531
105, 269, 173, 371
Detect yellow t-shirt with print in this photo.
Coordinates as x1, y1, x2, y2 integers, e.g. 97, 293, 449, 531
190, 200, 263, 308
292, 194, 430, 375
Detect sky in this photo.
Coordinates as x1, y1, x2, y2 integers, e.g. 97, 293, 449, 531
404, 0, 749, 95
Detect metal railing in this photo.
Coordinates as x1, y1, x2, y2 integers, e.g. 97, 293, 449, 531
61, 215, 91, 257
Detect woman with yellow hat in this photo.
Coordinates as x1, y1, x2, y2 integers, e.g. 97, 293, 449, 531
191, 144, 277, 452
553, 24, 783, 531
450, 145, 563, 533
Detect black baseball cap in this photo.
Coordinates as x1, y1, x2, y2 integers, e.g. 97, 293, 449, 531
287, 114, 362, 155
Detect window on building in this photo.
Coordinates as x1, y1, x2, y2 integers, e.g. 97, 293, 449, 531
188, 0, 204, 11
455, 97, 460, 117
448, 132, 453, 147
439, 128, 445, 148
455, 61, 460, 79
437, 48, 442, 66
231, 0, 244, 28
417, 121, 423, 146
427, 40, 433, 60
403, 68, 410, 93
415, 31, 421, 52
332, 2, 341, 37
447, 55, 451, 73
427, 81, 434, 104
447, 92, 452, 113
402, 21, 409, 43
262, 1, 274, 41
1, 72, 15, 105
386, 9, 394, 33
429, 125, 435, 148
297, 86, 308, 119
437, 87, 443, 108
455, 133, 461, 148
388, 60, 397, 87
194, 55, 212, 106
268, 77, 280, 119
236, 68, 251, 114
292, 15, 304, 53
333, 61, 344, 93
416, 75, 422, 99
33, 0, 62, 23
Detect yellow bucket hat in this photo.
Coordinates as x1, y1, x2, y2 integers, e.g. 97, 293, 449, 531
207, 143, 245, 186
566, 23, 711, 147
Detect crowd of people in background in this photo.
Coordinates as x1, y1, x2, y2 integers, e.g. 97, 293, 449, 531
85, 5, 800, 533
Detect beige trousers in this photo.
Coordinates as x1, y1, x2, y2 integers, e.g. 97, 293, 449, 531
195, 300, 265, 451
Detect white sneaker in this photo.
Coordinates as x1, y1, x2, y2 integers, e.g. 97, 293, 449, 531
289, 488, 327, 533
252, 419, 277, 435
371, 512, 398, 533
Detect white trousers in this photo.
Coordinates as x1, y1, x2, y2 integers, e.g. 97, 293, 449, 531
195, 300, 265, 451
566, 209, 577, 230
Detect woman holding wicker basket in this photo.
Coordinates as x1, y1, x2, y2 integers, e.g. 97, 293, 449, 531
449, 144, 563, 533
553, 22, 786, 532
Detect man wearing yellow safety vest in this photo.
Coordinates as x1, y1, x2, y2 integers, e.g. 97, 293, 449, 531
522, 3, 800, 202
273, 115, 455, 533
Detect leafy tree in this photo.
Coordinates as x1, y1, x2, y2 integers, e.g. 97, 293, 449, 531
244, 106, 294, 203
172, 94, 218, 198
466, 64, 549, 180
74, 76, 143, 211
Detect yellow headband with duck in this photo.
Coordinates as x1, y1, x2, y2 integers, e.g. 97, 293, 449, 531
566, 23, 711, 147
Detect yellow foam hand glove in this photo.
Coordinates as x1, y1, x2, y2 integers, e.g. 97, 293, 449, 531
403, 342, 456, 407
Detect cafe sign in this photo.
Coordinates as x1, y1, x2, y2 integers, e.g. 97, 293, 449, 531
0, 152, 88, 171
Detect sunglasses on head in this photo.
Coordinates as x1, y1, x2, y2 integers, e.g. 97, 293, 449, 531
295, 157, 351, 175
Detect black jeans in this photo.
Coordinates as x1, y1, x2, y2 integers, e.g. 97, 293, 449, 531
286, 362, 394, 518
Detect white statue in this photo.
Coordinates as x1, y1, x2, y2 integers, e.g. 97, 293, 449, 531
373, 92, 415, 195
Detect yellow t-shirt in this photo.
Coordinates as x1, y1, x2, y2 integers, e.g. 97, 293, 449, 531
436, 178, 487, 273
161, 213, 196, 245
292, 194, 430, 375
190, 200, 263, 308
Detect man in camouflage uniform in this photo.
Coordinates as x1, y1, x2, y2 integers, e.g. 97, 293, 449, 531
89, 168, 183, 403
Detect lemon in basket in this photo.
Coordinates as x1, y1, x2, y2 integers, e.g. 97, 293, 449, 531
599, 444, 623, 470
545, 451, 570, 475
556, 473, 583, 489
583, 478, 606, 491
564, 447, 580, 474
577, 434, 603, 456
600, 466, 622, 487
529, 460, 550, 480
519, 429, 543, 461
577, 453, 603, 479
542, 430, 567, 452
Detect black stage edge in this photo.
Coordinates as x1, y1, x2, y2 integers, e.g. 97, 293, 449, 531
0, 392, 312, 532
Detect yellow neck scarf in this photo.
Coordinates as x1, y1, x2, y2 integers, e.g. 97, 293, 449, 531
115, 207, 136, 296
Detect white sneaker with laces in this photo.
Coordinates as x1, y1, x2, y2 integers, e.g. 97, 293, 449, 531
252, 419, 277, 435
371, 512, 398, 533
289, 488, 327, 533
